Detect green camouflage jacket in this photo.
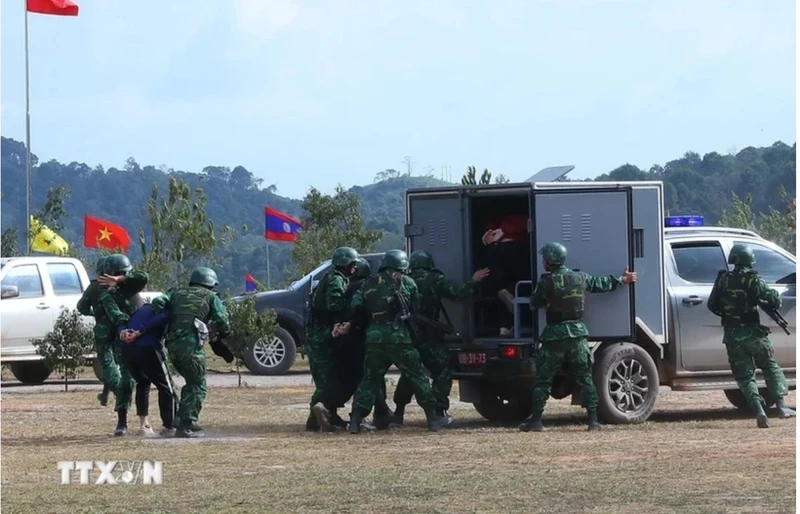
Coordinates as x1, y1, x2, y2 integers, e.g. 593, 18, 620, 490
151, 285, 230, 345
409, 268, 477, 319
530, 265, 624, 342
76, 271, 147, 342
351, 270, 420, 344
708, 265, 780, 342
309, 269, 350, 328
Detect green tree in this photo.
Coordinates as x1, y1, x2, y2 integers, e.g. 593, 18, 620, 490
222, 294, 276, 387
719, 186, 796, 254
32, 309, 93, 392
460, 165, 493, 185
1, 228, 18, 257
138, 177, 239, 291
291, 185, 382, 276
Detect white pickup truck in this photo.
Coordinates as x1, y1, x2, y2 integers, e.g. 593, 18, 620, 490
0, 256, 161, 384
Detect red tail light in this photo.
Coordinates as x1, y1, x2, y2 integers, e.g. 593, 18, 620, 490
501, 346, 518, 358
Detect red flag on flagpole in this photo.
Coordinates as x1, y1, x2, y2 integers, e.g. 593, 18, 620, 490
84, 215, 131, 251
27, 0, 79, 16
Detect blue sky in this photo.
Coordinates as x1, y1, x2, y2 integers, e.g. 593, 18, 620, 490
1, 0, 796, 199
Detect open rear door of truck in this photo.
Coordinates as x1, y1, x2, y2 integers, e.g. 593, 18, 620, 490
531, 185, 635, 341
405, 188, 470, 334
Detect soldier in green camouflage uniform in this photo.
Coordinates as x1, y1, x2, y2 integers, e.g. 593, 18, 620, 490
342, 249, 452, 433
520, 242, 636, 433
151, 267, 230, 438
77, 254, 148, 435
77, 257, 111, 407
707, 243, 796, 428
305, 247, 360, 432
393, 250, 489, 425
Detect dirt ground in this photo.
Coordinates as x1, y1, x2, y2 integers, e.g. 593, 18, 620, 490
0, 385, 795, 514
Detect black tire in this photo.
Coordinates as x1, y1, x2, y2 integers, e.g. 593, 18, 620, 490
473, 385, 533, 423
92, 358, 104, 382
593, 343, 659, 424
724, 388, 776, 411
243, 326, 296, 376
10, 361, 52, 384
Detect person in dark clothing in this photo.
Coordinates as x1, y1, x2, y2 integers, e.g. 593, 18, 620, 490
482, 214, 529, 336
116, 303, 178, 436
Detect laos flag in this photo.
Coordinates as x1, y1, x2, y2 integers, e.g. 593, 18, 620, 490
265, 207, 302, 242
245, 273, 258, 293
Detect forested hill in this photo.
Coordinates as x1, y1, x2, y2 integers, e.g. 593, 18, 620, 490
0, 137, 795, 293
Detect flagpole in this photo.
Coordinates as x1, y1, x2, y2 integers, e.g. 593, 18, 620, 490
265, 240, 271, 289
24, 1, 32, 255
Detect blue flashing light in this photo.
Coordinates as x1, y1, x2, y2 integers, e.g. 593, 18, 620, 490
665, 215, 704, 228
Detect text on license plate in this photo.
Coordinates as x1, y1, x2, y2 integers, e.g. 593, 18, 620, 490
459, 352, 486, 366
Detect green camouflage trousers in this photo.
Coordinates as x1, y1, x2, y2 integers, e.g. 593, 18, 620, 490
306, 326, 340, 408
724, 331, 788, 410
94, 338, 133, 412
353, 342, 438, 414
167, 338, 207, 429
531, 337, 597, 417
393, 342, 451, 410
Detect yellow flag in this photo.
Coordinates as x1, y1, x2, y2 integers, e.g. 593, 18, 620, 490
29, 216, 69, 255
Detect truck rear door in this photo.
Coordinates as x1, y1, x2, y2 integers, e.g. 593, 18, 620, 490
405, 189, 469, 333
531, 186, 635, 341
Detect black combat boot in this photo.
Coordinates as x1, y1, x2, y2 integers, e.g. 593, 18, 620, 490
373, 398, 395, 430
424, 408, 452, 432
755, 403, 770, 429
519, 414, 544, 432
435, 408, 455, 428
393, 404, 406, 426
329, 410, 348, 429
306, 412, 320, 432
349, 410, 364, 434
775, 400, 796, 419
97, 384, 110, 407
174, 425, 203, 438
311, 402, 334, 432
114, 409, 128, 436
587, 411, 601, 432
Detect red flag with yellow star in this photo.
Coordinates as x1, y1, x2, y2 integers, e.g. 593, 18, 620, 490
84, 215, 130, 251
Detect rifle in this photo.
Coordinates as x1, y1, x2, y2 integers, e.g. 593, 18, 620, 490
759, 302, 791, 336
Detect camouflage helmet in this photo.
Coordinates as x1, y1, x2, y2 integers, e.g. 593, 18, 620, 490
105, 253, 132, 274
409, 249, 434, 270
94, 256, 108, 276
539, 242, 567, 267
381, 249, 409, 272
728, 244, 756, 267
353, 258, 372, 279
189, 266, 219, 288
331, 247, 359, 269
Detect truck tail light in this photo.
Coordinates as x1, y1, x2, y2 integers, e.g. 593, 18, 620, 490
501, 346, 519, 359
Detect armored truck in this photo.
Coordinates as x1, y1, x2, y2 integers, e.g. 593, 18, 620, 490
404, 171, 796, 424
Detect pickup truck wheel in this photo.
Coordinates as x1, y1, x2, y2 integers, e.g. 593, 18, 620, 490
473, 387, 532, 423
243, 326, 296, 376
593, 343, 659, 424
10, 361, 52, 384
724, 388, 777, 411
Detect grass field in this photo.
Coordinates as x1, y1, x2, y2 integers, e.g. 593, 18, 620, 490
1, 382, 795, 514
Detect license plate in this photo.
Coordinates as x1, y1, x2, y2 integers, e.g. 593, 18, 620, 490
459, 351, 486, 366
